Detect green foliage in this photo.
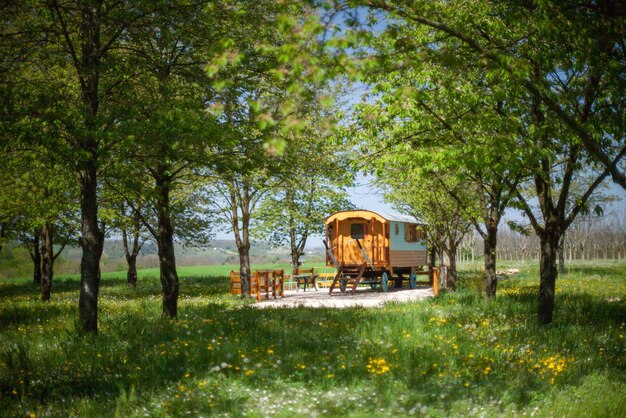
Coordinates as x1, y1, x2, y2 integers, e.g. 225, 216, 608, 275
253, 103, 355, 261
0, 262, 625, 416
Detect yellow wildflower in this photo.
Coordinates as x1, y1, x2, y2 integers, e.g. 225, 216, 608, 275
366, 358, 391, 375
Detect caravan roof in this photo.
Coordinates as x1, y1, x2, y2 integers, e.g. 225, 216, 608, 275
324, 209, 424, 224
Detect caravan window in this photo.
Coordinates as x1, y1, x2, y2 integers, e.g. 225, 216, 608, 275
405, 224, 418, 242
351, 223, 366, 239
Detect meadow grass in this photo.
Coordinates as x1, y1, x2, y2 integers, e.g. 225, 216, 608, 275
0, 262, 624, 417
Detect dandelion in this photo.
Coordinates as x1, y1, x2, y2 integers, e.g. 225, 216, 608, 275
245, 370, 255, 376
430, 317, 448, 326
366, 358, 391, 375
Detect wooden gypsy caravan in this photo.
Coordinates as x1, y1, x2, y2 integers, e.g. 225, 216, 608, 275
323, 210, 430, 294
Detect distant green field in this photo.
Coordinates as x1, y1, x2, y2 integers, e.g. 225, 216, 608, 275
0, 262, 328, 284
1, 261, 625, 417
99, 263, 298, 281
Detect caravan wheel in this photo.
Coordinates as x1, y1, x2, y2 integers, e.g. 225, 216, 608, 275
381, 272, 389, 292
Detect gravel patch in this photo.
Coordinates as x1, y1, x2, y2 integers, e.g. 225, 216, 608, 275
253, 286, 435, 308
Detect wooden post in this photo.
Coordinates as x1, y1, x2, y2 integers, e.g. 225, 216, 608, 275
433, 267, 439, 296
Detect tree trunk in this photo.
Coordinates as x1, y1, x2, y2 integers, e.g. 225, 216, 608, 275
122, 217, 141, 289
0, 221, 6, 255
428, 246, 436, 284
239, 246, 251, 296
290, 250, 301, 271
32, 228, 42, 285
289, 231, 307, 270
126, 254, 138, 288
446, 239, 457, 292
538, 227, 560, 325
78, 157, 102, 333
447, 249, 457, 291
40, 222, 54, 301
483, 225, 498, 299
558, 233, 566, 273
228, 182, 253, 298
287, 189, 305, 270
156, 173, 179, 319
75, 0, 104, 334
238, 202, 252, 297
568, 246, 573, 261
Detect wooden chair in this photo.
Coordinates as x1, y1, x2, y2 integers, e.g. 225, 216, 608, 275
272, 269, 285, 298
230, 271, 242, 295
258, 269, 285, 299
231, 270, 264, 301
260, 270, 279, 301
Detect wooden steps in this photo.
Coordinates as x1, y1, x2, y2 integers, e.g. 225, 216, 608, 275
328, 263, 367, 295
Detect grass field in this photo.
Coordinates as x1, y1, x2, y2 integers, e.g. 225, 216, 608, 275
0, 261, 625, 417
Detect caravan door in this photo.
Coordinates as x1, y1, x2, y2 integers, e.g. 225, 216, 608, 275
338, 220, 372, 265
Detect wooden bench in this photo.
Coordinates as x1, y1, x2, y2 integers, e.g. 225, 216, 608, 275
316, 270, 338, 288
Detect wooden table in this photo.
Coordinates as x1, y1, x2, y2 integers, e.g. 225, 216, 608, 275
291, 273, 318, 291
